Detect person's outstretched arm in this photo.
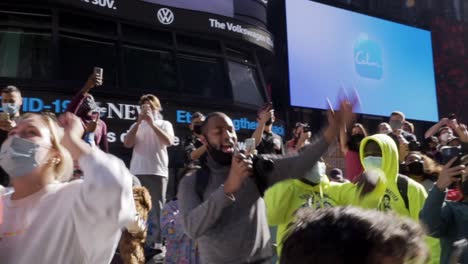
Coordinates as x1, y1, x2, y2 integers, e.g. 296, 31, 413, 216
66, 72, 102, 114
267, 99, 355, 187
59, 113, 134, 263
252, 106, 273, 147
424, 118, 448, 139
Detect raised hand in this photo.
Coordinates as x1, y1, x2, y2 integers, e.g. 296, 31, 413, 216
83, 72, 103, 92
436, 157, 465, 191
59, 112, 84, 142
258, 106, 274, 125
327, 98, 356, 130
324, 94, 357, 144
58, 112, 87, 158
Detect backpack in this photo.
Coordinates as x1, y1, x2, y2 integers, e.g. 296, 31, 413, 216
397, 174, 410, 211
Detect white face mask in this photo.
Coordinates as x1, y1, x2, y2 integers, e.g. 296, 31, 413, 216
363, 156, 382, 170
2, 103, 20, 115
0, 136, 50, 178
304, 161, 326, 184
440, 133, 450, 142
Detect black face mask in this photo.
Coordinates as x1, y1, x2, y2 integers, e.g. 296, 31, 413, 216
407, 161, 424, 176
193, 124, 202, 135
205, 140, 233, 166
348, 134, 364, 152
265, 118, 273, 126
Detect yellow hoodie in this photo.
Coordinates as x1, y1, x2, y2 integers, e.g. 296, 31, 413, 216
265, 175, 358, 257
265, 134, 439, 262
359, 134, 440, 264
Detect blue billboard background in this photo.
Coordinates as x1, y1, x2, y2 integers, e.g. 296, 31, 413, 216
286, 0, 439, 122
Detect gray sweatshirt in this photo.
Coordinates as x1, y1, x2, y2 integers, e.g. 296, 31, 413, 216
420, 186, 468, 264
178, 134, 329, 264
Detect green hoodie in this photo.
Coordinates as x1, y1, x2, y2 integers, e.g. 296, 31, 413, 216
359, 134, 440, 264
265, 175, 358, 257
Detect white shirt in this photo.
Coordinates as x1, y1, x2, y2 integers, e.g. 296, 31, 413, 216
129, 119, 174, 177
0, 151, 135, 264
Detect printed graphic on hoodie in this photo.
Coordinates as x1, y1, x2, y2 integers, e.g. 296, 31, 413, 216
299, 192, 334, 210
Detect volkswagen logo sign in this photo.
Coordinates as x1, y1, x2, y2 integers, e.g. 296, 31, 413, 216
157, 8, 174, 25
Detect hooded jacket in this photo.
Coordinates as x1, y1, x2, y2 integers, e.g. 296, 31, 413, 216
266, 175, 336, 256
359, 134, 427, 217
264, 172, 370, 258
359, 134, 440, 264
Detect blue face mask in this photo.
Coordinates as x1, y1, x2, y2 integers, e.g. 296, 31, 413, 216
0, 136, 49, 178
363, 156, 383, 170
304, 161, 326, 184
2, 103, 20, 115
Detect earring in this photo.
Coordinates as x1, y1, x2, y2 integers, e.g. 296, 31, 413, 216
48, 157, 60, 165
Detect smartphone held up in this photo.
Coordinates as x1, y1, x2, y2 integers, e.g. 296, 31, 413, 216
0, 112, 9, 121
93, 67, 104, 86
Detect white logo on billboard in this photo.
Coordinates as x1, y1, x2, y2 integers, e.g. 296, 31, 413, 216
157, 8, 174, 25
82, 0, 117, 10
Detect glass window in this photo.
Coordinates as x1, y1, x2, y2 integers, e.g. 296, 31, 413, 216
228, 60, 264, 106
122, 24, 172, 47
123, 45, 176, 92
59, 12, 117, 37
0, 10, 52, 28
0, 29, 51, 79
225, 45, 254, 63
178, 54, 229, 99
177, 35, 221, 54
59, 35, 117, 89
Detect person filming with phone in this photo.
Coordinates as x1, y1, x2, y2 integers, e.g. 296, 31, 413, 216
252, 103, 284, 155
178, 98, 356, 264
0, 85, 23, 187
123, 94, 174, 260
66, 68, 108, 152
0, 86, 22, 133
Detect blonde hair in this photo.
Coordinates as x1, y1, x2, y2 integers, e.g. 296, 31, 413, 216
19, 113, 73, 182
139, 94, 161, 111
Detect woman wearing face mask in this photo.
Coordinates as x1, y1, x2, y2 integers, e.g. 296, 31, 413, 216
403, 152, 441, 192
340, 123, 368, 183
0, 112, 134, 264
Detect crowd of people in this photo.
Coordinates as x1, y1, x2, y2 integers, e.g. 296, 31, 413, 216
0, 71, 468, 264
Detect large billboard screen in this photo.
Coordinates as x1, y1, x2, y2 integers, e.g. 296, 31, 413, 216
286, 1, 438, 121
